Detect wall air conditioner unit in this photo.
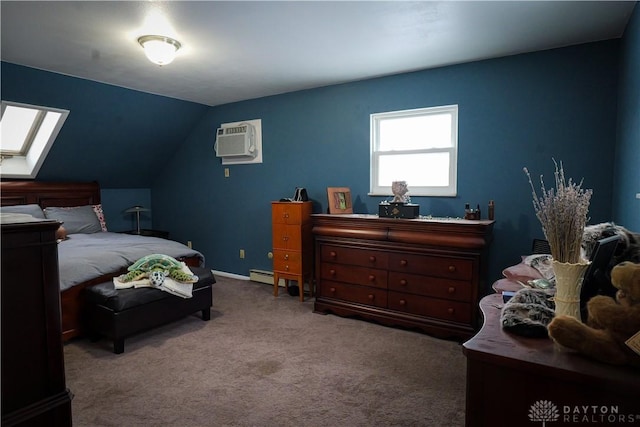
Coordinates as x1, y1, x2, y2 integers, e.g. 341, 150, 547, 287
214, 123, 256, 158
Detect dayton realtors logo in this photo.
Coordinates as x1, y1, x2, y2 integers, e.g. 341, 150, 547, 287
528, 400, 640, 425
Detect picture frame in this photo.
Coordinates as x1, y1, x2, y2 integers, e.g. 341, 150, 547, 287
327, 187, 353, 214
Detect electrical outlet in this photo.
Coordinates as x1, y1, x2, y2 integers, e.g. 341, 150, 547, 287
239, 249, 245, 259
636, 193, 640, 200
187, 241, 192, 249
224, 168, 230, 178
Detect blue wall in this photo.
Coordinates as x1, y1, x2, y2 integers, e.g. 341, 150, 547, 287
152, 40, 623, 287
0, 62, 209, 189
615, 3, 640, 231
101, 188, 152, 232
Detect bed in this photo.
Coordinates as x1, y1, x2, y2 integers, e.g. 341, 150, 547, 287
0, 181, 205, 341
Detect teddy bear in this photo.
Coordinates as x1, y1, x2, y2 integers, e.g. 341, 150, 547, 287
547, 261, 640, 367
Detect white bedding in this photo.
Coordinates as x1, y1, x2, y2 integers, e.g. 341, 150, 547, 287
57, 232, 205, 292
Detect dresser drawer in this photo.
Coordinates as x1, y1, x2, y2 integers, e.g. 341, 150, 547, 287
272, 224, 302, 250
388, 291, 471, 324
320, 263, 387, 289
273, 249, 302, 274
321, 245, 389, 269
272, 203, 309, 225
389, 253, 473, 281
319, 280, 388, 308
388, 272, 471, 302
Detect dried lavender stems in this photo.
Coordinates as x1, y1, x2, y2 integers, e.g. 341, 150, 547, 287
524, 160, 592, 264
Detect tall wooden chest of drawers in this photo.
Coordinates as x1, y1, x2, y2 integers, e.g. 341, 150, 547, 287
1, 216, 73, 426
271, 201, 313, 301
312, 214, 494, 339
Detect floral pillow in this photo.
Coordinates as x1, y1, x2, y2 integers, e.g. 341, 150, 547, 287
93, 204, 108, 231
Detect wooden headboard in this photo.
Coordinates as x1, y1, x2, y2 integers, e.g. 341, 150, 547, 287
0, 181, 101, 208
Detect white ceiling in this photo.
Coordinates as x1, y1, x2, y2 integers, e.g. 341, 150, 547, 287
1, 1, 636, 107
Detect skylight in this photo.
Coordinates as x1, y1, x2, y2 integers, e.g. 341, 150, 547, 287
0, 101, 69, 179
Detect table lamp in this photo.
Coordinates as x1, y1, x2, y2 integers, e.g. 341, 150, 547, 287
125, 206, 150, 235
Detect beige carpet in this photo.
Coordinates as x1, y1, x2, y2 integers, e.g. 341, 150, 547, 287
64, 275, 467, 426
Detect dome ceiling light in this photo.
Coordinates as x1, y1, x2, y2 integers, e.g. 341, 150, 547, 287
137, 35, 181, 66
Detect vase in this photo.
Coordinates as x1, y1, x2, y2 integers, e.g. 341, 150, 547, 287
552, 260, 590, 321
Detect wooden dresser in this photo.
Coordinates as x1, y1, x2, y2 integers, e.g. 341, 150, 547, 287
463, 294, 640, 427
1, 215, 73, 427
271, 201, 314, 301
312, 214, 494, 339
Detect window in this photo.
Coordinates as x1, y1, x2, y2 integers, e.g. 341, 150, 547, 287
0, 101, 69, 179
370, 105, 458, 197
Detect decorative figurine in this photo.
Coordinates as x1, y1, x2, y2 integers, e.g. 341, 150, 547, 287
391, 181, 409, 203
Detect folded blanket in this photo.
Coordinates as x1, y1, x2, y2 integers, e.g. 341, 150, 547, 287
501, 288, 555, 338
113, 262, 195, 298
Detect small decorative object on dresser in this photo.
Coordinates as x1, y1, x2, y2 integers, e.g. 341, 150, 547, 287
326, 187, 353, 214
378, 181, 420, 219
271, 201, 314, 301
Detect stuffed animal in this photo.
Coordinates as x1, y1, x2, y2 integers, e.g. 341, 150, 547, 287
119, 254, 197, 286
547, 261, 640, 367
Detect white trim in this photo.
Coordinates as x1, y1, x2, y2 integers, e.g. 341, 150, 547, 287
370, 104, 458, 197
211, 269, 250, 280
0, 101, 69, 179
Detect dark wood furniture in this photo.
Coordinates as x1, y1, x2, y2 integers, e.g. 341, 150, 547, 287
1, 216, 73, 427
0, 180, 202, 341
85, 267, 214, 354
271, 201, 314, 301
463, 294, 640, 427
312, 214, 494, 339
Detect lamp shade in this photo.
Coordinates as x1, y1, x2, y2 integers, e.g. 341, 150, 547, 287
138, 35, 181, 66
125, 206, 150, 214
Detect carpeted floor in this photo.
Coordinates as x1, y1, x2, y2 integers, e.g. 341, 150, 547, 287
64, 275, 467, 426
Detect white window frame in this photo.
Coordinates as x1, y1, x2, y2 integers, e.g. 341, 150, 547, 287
370, 105, 458, 197
0, 101, 69, 179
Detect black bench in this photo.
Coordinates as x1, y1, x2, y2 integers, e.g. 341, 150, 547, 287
85, 267, 215, 354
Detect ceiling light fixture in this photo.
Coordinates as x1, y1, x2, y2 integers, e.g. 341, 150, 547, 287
137, 35, 181, 66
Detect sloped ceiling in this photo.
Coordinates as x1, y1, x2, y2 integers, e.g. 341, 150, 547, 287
1, 1, 635, 107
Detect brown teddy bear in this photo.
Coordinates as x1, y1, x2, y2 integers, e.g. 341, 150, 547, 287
547, 261, 640, 367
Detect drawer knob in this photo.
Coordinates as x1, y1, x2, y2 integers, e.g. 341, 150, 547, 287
330, 251, 337, 258
400, 279, 407, 286
448, 265, 456, 272
285, 265, 289, 271
329, 269, 336, 276
400, 259, 408, 266
284, 254, 289, 260
330, 287, 336, 293
368, 294, 374, 300
447, 286, 455, 294
283, 213, 289, 218
399, 299, 406, 306
282, 236, 289, 241
448, 308, 455, 314
369, 256, 376, 262
368, 275, 375, 282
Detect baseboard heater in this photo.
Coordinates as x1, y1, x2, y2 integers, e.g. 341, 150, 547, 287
249, 269, 284, 287
249, 269, 311, 291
